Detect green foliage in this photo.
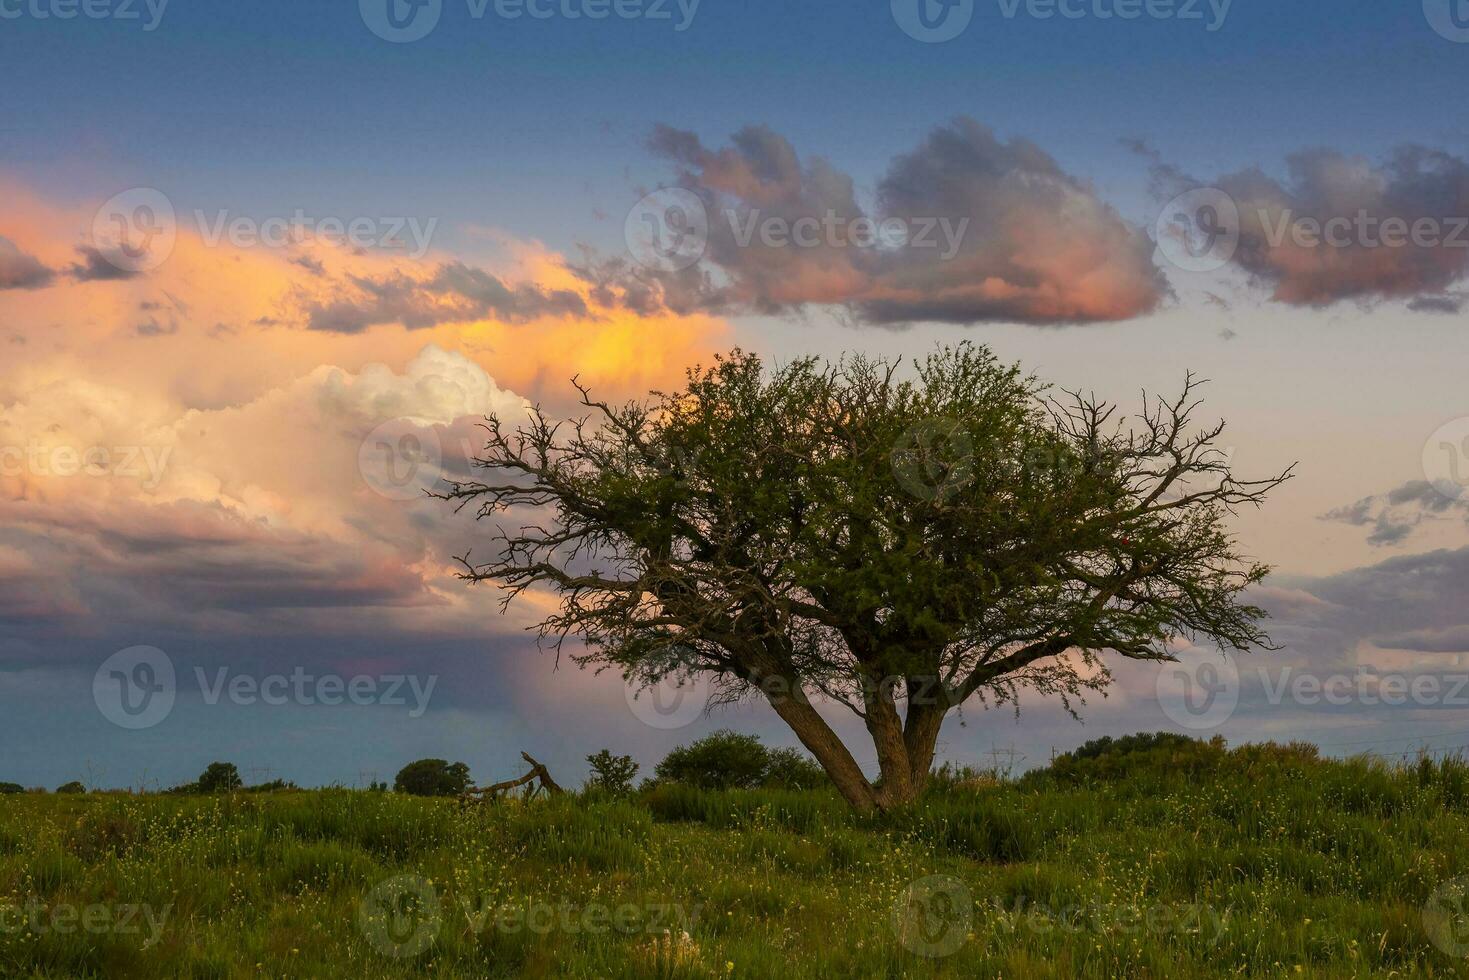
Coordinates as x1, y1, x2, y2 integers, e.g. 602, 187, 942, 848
55, 781, 86, 794
762, 747, 828, 790
392, 758, 471, 797
197, 761, 243, 794
585, 749, 639, 796
655, 730, 771, 789
0, 782, 24, 794
653, 731, 825, 791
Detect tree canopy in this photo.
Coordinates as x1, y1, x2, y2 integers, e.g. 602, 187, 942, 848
441, 344, 1291, 810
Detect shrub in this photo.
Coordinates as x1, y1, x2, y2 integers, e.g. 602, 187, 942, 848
653, 732, 827, 791
654, 731, 770, 790
393, 759, 471, 797
585, 750, 639, 796
763, 747, 827, 790
0, 782, 23, 794
197, 762, 243, 793
55, 781, 86, 794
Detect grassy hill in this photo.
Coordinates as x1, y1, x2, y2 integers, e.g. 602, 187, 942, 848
4, 737, 1469, 978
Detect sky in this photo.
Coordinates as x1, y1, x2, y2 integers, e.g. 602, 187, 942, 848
4, 0, 1469, 790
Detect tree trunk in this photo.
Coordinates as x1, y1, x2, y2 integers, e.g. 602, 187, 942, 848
765, 687, 879, 812
902, 701, 947, 798
865, 693, 916, 809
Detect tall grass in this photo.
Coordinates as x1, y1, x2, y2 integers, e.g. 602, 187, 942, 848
2, 742, 1468, 977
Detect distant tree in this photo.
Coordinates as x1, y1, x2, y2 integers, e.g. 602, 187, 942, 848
654, 731, 770, 790
197, 762, 243, 794
762, 747, 827, 790
394, 759, 472, 797
585, 750, 639, 796
0, 783, 23, 795
244, 779, 298, 793
55, 781, 86, 794
442, 345, 1290, 811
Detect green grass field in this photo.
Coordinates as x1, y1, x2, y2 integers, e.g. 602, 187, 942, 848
5, 739, 1469, 978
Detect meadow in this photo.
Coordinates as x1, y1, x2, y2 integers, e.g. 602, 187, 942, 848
4, 738, 1469, 978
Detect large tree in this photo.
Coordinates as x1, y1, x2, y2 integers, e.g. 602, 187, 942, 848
440, 345, 1291, 811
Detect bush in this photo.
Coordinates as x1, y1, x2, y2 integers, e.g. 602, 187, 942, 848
55, 782, 86, 794
197, 762, 243, 793
585, 750, 639, 796
0, 783, 23, 794
763, 747, 827, 790
655, 731, 771, 790
393, 759, 471, 797
653, 731, 826, 790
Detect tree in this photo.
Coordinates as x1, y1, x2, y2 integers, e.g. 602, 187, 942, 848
197, 762, 242, 794
654, 731, 771, 790
55, 781, 86, 794
585, 749, 639, 796
763, 747, 827, 790
394, 759, 472, 797
440, 345, 1290, 811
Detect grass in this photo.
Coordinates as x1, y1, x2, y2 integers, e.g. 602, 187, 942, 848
3, 739, 1469, 977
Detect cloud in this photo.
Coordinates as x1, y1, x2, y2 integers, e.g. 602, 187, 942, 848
0, 237, 55, 290
1321, 480, 1467, 546
302, 262, 590, 333
68, 244, 143, 281
0, 345, 534, 642
585, 118, 1168, 326
1156, 145, 1469, 309
1407, 294, 1463, 315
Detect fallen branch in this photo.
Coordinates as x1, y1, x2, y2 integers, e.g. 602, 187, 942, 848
460, 752, 564, 803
